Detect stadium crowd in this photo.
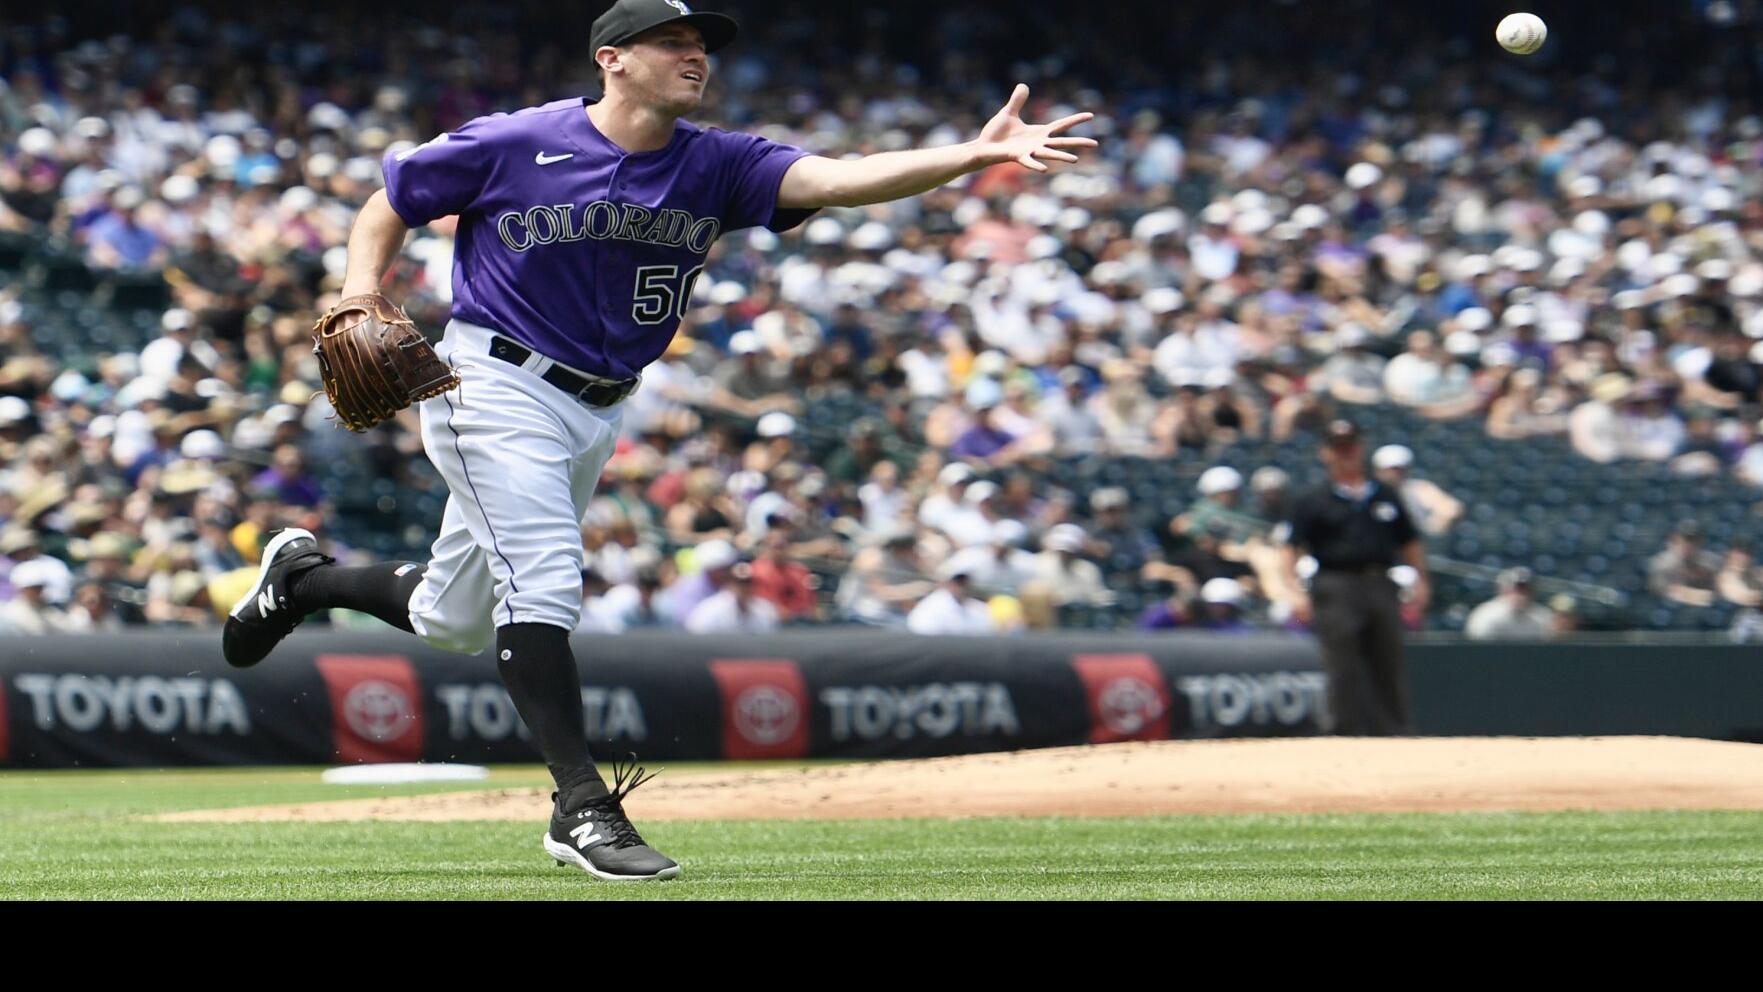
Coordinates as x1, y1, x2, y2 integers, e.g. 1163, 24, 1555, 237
3, 2, 1763, 637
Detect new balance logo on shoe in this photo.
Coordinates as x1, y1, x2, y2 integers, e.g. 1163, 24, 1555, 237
257, 585, 277, 615
570, 821, 605, 849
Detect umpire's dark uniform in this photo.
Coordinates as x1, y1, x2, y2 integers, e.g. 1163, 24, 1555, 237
1287, 453, 1420, 736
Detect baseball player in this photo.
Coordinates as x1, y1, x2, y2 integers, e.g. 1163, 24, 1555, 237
222, 0, 1096, 881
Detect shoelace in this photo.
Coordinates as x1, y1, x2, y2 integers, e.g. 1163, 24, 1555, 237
579, 755, 661, 849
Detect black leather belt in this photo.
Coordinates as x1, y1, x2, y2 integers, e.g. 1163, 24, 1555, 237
487, 335, 640, 408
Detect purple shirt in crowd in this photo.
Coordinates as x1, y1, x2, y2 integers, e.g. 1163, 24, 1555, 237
382, 97, 815, 379
950, 424, 1018, 460
252, 467, 324, 508
665, 571, 717, 624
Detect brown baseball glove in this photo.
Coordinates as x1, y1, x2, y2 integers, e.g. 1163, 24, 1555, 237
311, 293, 460, 432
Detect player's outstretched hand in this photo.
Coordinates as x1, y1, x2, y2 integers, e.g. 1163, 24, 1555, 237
975, 84, 1098, 173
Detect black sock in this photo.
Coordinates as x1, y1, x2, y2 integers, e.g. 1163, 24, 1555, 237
289, 561, 425, 633
496, 622, 606, 810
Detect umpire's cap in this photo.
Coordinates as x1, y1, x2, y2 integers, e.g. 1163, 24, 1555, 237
592, 0, 739, 55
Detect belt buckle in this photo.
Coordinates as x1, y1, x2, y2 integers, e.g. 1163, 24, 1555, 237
576, 374, 636, 408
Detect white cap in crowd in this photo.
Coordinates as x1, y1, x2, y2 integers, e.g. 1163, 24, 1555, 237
694, 540, 739, 572
1196, 466, 1244, 496
1372, 445, 1414, 471
756, 412, 797, 438
9, 558, 54, 590
964, 481, 999, 505
1200, 577, 1244, 606
179, 430, 226, 460
937, 463, 975, 488
1044, 523, 1086, 553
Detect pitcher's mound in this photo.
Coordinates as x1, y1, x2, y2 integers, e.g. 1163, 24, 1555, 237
155, 736, 1763, 824
156, 736, 1763, 823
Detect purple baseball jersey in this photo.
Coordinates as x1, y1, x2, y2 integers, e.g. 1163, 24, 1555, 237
382, 97, 814, 378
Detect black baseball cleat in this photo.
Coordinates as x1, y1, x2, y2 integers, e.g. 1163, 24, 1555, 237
222, 528, 334, 669
543, 758, 681, 881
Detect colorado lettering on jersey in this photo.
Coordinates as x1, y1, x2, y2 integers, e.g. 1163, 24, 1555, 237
380, 96, 814, 377
494, 201, 722, 254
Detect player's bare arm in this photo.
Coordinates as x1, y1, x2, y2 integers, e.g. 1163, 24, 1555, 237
339, 189, 410, 298
776, 84, 1097, 210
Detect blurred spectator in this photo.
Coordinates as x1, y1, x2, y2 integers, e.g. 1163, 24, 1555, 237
919, 463, 974, 536
1620, 382, 1686, 462
1172, 466, 1243, 541
950, 379, 1028, 468
86, 188, 167, 270
1671, 411, 1728, 477
1028, 524, 1112, 607
906, 559, 995, 635
710, 332, 799, 418
252, 444, 322, 508
665, 539, 739, 626
1648, 523, 1721, 608
1570, 375, 1632, 464
0, 527, 74, 605
857, 460, 908, 534
1035, 367, 1104, 454
750, 527, 816, 622
1372, 445, 1463, 536
69, 531, 146, 625
1314, 325, 1386, 405
684, 561, 779, 634
1464, 568, 1556, 641
1088, 487, 1161, 578
1486, 368, 1569, 441
1384, 331, 1479, 419
1716, 548, 1763, 609
942, 519, 1037, 596
1247, 468, 1291, 526
1197, 578, 1253, 633
837, 529, 933, 625
824, 418, 900, 490
665, 468, 740, 544
1138, 586, 1197, 630
1090, 361, 1158, 455
581, 559, 671, 633
0, 559, 63, 633
61, 579, 124, 632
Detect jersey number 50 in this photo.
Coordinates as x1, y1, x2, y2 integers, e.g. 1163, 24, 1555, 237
631, 265, 706, 326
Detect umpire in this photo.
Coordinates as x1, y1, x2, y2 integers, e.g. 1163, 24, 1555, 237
1283, 420, 1430, 735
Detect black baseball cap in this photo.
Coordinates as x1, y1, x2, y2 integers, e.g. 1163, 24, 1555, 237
591, 0, 739, 55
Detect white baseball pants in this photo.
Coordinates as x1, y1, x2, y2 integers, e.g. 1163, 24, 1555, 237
406, 319, 624, 654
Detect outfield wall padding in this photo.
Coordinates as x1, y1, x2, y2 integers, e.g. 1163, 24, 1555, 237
0, 631, 1326, 767
7, 632, 1761, 767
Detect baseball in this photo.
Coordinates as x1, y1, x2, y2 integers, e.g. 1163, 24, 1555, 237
1497, 12, 1548, 54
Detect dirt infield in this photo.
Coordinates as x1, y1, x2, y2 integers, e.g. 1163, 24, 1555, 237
156, 737, 1763, 823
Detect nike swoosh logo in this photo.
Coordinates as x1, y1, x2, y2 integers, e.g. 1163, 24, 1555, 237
535, 152, 574, 165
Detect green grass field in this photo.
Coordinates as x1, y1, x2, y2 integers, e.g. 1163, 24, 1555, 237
4, 766, 1762, 899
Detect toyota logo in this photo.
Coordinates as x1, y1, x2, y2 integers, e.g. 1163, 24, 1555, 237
733, 685, 798, 746
344, 680, 414, 742
1098, 677, 1162, 736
